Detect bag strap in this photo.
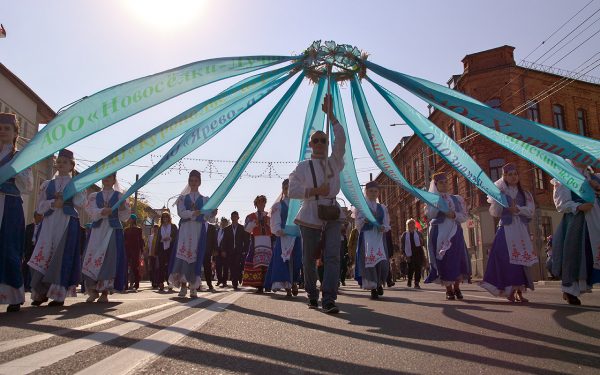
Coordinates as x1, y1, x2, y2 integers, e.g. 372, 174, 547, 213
309, 160, 319, 201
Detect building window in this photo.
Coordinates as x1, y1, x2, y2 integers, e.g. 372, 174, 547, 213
552, 104, 565, 130
486, 98, 501, 109
449, 121, 456, 140
534, 168, 545, 190
526, 100, 540, 123
460, 122, 471, 138
577, 109, 588, 136
540, 216, 553, 241
489, 158, 505, 181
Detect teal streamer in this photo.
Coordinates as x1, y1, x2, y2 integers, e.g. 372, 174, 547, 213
111, 70, 299, 210
367, 77, 508, 207
62, 64, 297, 200
426, 98, 596, 202
349, 76, 449, 212
0, 55, 296, 184
284, 77, 327, 236
201, 73, 304, 213
366, 60, 600, 169
330, 80, 378, 225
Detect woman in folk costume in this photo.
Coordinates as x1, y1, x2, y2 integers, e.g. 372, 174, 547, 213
28, 149, 85, 307
424, 172, 470, 300
354, 181, 391, 299
82, 172, 131, 303
551, 160, 600, 305
169, 170, 212, 298
0, 113, 33, 312
155, 211, 177, 292
265, 179, 302, 297
480, 163, 537, 302
242, 195, 272, 293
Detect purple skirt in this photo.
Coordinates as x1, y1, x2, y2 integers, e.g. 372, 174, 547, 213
480, 226, 530, 296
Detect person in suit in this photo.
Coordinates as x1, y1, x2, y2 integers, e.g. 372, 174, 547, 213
215, 217, 229, 287
400, 219, 426, 289
222, 211, 248, 290
154, 211, 177, 292
22, 212, 43, 293
124, 214, 144, 291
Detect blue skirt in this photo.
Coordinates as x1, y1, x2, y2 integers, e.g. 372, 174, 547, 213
425, 224, 470, 285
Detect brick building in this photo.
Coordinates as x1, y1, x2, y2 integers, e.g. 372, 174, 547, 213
374, 45, 600, 279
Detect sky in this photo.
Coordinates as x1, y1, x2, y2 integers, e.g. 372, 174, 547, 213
1, 0, 598, 222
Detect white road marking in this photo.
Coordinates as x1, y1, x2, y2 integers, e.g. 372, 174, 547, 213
76, 292, 244, 375
0, 292, 223, 374
0, 301, 177, 354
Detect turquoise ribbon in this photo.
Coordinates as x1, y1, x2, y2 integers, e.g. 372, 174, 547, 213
62, 64, 297, 200
366, 60, 600, 169
0, 55, 296, 185
284, 77, 327, 236
111, 70, 300, 210
350, 76, 449, 212
201, 73, 304, 213
367, 77, 508, 207
330, 80, 378, 225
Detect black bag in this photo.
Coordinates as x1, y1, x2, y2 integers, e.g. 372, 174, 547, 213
309, 160, 340, 221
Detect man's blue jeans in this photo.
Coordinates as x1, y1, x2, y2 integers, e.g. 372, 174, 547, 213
300, 221, 341, 305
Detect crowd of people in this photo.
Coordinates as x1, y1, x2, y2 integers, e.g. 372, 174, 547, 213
1, 93, 599, 314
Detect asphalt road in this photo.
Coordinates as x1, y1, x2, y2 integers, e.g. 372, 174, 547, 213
1, 281, 599, 374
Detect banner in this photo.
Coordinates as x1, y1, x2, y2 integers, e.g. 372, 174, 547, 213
350, 76, 449, 212
367, 77, 507, 207
366, 61, 600, 169
111, 71, 299, 209
0, 55, 296, 184
427, 99, 596, 202
62, 64, 297, 200
330, 80, 378, 225
201, 73, 304, 212
284, 77, 327, 236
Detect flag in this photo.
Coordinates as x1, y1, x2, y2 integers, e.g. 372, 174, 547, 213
0, 24, 6, 38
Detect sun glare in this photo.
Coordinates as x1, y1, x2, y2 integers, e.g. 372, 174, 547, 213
125, 0, 205, 30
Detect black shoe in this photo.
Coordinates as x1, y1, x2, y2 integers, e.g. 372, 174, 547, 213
407, 280, 412, 288
371, 289, 379, 299
256, 287, 264, 294
446, 291, 456, 300
414, 283, 421, 289
455, 289, 463, 300
563, 292, 581, 305
322, 302, 340, 314
31, 297, 48, 306
377, 286, 384, 296
233, 285, 239, 291
308, 299, 319, 309
341, 281, 346, 286
387, 281, 395, 287
6, 304, 20, 312
48, 300, 64, 307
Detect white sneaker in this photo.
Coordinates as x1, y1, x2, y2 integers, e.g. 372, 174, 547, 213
178, 286, 188, 297
97, 293, 109, 303
190, 289, 198, 298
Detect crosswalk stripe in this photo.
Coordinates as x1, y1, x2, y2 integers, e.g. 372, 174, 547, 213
0, 292, 223, 374
0, 301, 177, 354
76, 292, 244, 375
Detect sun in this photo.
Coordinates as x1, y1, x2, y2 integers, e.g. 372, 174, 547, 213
125, 0, 206, 30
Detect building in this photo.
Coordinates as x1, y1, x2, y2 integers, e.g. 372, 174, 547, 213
374, 45, 600, 280
0, 63, 99, 224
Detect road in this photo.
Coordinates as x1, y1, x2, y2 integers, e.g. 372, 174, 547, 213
1, 281, 599, 374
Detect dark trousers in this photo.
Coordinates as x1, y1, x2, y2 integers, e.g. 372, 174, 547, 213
157, 248, 172, 285
216, 254, 229, 285
203, 252, 213, 289
126, 250, 141, 287
408, 247, 425, 285
229, 254, 241, 287
147, 256, 158, 287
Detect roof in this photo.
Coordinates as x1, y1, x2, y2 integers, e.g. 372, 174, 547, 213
0, 63, 56, 122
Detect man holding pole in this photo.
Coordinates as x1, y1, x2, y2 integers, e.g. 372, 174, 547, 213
289, 92, 346, 314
